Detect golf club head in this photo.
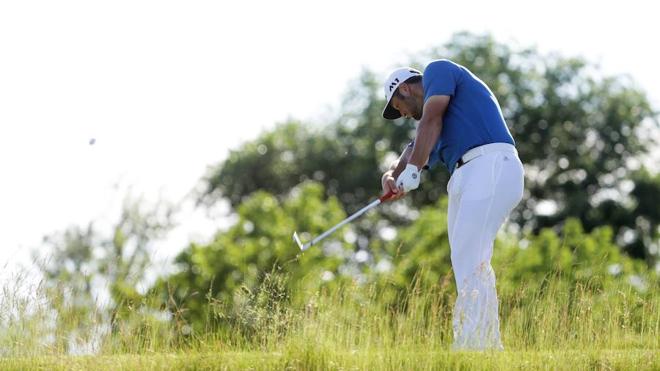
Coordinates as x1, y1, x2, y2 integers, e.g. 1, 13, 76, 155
292, 231, 307, 251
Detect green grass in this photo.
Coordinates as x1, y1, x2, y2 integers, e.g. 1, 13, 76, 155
1, 350, 658, 370
1, 272, 658, 370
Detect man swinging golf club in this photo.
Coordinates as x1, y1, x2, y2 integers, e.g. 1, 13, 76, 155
381, 60, 524, 350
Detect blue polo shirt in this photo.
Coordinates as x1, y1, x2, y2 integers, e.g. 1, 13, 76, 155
419, 59, 514, 174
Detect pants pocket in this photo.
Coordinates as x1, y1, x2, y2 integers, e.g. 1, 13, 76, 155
447, 170, 461, 195
461, 153, 501, 201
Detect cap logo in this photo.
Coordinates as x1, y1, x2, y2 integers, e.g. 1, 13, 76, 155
388, 78, 401, 92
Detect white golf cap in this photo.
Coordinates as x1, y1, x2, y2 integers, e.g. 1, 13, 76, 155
382, 67, 422, 120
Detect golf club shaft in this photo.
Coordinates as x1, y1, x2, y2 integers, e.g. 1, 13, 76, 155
307, 198, 382, 248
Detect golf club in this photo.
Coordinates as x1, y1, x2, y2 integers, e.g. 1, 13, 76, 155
293, 190, 396, 251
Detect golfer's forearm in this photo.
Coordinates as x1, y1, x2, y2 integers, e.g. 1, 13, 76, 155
409, 117, 442, 168
389, 146, 413, 178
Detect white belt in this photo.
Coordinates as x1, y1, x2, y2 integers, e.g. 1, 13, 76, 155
456, 143, 517, 170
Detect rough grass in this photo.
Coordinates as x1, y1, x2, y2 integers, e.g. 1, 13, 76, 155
1, 270, 658, 370
1, 350, 658, 370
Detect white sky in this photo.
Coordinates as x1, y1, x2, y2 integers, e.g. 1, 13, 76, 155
1, 0, 659, 274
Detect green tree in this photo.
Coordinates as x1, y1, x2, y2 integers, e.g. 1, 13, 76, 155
154, 182, 352, 331
383, 198, 654, 296
37, 224, 100, 352
35, 196, 174, 352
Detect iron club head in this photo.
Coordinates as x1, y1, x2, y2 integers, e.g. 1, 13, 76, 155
292, 231, 306, 251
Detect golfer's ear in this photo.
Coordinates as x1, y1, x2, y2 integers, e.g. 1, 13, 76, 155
398, 83, 411, 97
422, 95, 450, 120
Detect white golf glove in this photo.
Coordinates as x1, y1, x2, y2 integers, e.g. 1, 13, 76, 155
396, 164, 421, 192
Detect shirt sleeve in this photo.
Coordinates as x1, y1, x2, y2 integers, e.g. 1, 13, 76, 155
423, 59, 460, 102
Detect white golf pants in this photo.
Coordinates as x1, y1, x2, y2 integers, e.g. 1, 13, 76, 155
446, 143, 524, 350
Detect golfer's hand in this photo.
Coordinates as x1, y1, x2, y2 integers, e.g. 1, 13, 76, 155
381, 171, 405, 201
396, 164, 421, 193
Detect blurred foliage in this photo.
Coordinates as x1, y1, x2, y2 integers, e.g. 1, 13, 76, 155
34, 196, 174, 352
384, 197, 651, 293
199, 32, 659, 263
156, 182, 657, 331
152, 182, 353, 331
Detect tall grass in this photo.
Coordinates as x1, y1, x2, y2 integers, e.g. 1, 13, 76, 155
1, 267, 658, 370
219, 272, 658, 354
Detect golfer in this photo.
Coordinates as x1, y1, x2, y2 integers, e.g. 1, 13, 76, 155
380, 60, 524, 350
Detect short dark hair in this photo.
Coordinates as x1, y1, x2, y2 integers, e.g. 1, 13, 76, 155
392, 75, 422, 99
